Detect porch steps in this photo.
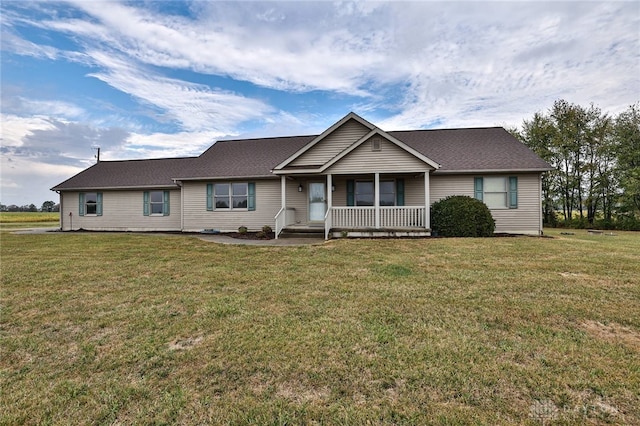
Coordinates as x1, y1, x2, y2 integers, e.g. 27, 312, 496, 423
279, 226, 325, 239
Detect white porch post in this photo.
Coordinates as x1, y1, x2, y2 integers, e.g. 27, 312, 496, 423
281, 175, 286, 209
326, 174, 332, 209
374, 172, 380, 228
424, 171, 430, 230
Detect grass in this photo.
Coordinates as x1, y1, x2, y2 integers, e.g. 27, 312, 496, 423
1, 228, 639, 424
0, 212, 59, 229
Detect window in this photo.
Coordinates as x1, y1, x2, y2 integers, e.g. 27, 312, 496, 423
144, 191, 170, 216
355, 181, 374, 206
379, 181, 396, 206
231, 183, 248, 208
371, 137, 382, 151
348, 179, 403, 206
207, 182, 255, 211
474, 176, 518, 209
79, 192, 102, 216
214, 183, 230, 208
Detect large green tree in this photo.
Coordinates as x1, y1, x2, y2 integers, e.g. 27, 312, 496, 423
517, 99, 639, 229
614, 103, 640, 217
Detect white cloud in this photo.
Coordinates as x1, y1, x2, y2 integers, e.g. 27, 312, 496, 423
0, 155, 82, 206
0, 114, 56, 147
28, 0, 634, 129
121, 130, 224, 159
85, 51, 273, 133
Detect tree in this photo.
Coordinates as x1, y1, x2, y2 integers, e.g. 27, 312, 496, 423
42, 201, 56, 212
517, 99, 638, 229
519, 112, 559, 225
614, 103, 640, 217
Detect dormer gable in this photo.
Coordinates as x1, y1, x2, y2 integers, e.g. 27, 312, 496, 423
273, 112, 376, 171
273, 112, 440, 175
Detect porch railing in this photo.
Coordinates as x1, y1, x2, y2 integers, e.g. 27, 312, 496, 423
274, 208, 285, 239
274, 207, 296, 239
380, 206, 425, 228
330, 206, 425, 229
324, 208, 332, 240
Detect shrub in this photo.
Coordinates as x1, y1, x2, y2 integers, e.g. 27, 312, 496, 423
238, 226, 248, 234
262, 225, 273, 234
431, 195, 495, 237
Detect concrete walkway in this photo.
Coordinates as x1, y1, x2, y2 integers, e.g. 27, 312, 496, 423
11, 227, 325, 246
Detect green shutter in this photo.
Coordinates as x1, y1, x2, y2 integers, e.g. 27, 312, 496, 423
143, 191, 150, 216
508, 176, 518, 209
396, 179, 405, 206
96, 193, 103, 216
474, 177, 484, 201
248, 182, 256, 211
206, 184, 213, 211
346, 180, 355, 206
163, 191, 170, 216
79, 193, 85, 216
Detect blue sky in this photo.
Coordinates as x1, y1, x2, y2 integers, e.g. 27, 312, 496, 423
1, 1, 639, 207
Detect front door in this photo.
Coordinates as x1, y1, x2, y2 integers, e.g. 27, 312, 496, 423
308, 182, 326, 222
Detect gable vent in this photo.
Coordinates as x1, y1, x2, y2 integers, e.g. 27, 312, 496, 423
371, 137, 382, 151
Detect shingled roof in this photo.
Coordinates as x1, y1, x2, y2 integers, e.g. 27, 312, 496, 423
51, 157, 198, 190
177, 135, 316, 179
51, 126, 550, 191
389, 127, 551, 172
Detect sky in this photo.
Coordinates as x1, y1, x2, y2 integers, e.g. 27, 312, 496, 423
1, 1, 639, 208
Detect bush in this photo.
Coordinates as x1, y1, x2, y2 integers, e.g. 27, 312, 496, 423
238, 226, 248, 234
431, 195, 495, 237
262, 225, 273, 234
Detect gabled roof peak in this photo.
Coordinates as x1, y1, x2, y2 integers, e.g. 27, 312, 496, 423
273, 112, 380, 170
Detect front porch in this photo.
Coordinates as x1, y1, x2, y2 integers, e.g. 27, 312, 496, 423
274, 173, 432, 240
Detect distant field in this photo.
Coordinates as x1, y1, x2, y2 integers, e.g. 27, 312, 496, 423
0, 212, 59, 228
1, 228, 638, 424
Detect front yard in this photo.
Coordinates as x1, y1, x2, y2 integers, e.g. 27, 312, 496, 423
1, 229, 638, 424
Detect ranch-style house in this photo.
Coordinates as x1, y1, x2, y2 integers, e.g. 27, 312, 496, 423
51, 112, 552, 239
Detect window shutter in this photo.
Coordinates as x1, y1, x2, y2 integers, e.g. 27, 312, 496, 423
79, 193, 85, 216
96, 193, 103, 216
508, 176, 518, 209
206, 184, 213, 211
474, 177, 484, 201
248, 182, 256, 211
347, 180, 355, 206
396, 179, 405, 206
163, 191, 170, 216
143, 191, 150, 216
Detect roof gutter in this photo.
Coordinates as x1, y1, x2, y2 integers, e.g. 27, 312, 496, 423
173, 175, 277, 181
432, 168, 554, 175
50, 184, 181, 191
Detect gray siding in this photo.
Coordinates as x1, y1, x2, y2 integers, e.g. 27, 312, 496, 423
405, 175, 426, 206
430, 173, 543, 235
181, 179, 282, 232
290, 119, 370, 167
59, 190, 181, 231
327, 137, 431, 174
285, 180, 309, 225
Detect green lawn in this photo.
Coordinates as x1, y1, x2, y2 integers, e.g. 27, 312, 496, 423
1, 229, 638, 425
